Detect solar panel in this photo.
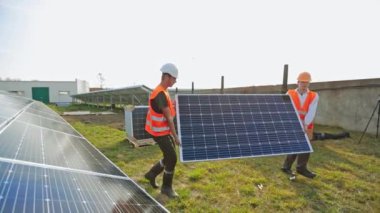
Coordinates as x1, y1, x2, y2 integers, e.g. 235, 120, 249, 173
125, 106, 152, 140
124, 105, 178, 147
0, 161, 166, 212
17, 111, 82, 137
0, 121, 124, 176
0, 117, 6, 125
176, 94, 313, 162
0, 93, 32, 123
26, 106, 66, 123
0, 93, 168, 212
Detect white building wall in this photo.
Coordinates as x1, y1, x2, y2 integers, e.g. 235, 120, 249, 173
76, 79, 90, 94
0, 80, 89, 105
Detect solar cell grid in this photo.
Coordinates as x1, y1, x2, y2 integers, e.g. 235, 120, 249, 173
0, 108, 19, 120
16, 112, 81, 137
0, 94, 31, 108
125, 105, 179, 141
131, 106, 151, 140
176, 94, 313, 162
0, 93, 169, 212
26, 107, 65, 122
0, 119, 124, 176
28, 102, 58, 115
0, 161, 167, 213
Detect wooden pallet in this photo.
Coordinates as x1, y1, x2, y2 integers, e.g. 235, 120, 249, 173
127, 136, 156, 148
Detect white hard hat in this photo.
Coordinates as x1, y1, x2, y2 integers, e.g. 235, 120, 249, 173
160, 63, 178, 78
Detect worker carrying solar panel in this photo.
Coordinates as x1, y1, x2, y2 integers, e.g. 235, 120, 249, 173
281, 71, 319, 179
144, 63, 181, 198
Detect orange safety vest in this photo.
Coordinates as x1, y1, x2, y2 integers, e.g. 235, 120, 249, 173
288, 89, 317, 130
145, 85, 176, 136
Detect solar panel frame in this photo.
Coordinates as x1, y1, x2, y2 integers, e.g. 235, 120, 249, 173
176, 94, 313, 163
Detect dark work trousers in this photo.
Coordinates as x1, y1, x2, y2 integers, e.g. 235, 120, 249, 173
153, 135, 177, 174
284, 128, 312, 170
283, 153, 310, 170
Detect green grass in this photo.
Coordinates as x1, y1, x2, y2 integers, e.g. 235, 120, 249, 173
48, 103, 122, 114
64, 112, 380, 212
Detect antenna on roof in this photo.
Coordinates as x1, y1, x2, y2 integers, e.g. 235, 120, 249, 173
98, 73, 105, 89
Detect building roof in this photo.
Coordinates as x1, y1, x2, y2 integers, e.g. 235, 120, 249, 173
71, 85, 152, 105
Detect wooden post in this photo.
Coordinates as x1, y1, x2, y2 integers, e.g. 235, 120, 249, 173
282, 64, 288, 94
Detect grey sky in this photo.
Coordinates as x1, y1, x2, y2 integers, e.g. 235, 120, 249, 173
0, 0, 379, 89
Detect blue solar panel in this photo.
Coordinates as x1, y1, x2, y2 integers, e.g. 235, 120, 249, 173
0, 161, 167, 213
0, 93, 168, 212
131, 106, 151, 140
125, 106, 177, 141
176, 94, 313, 162
0, 121, 125, 176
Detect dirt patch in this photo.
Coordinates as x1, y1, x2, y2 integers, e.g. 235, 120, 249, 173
63, 113, 125, 130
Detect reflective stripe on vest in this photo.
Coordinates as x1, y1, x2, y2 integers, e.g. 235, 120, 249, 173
288, 89, 316, 130
146, 120, 170, 132
145, 84, 175, 136
151, 114, 167, 122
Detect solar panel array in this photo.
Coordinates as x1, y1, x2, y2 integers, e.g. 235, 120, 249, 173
176, 94, 313, 162
0, 92, 168, 212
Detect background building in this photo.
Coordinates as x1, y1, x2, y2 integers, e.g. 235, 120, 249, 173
0, 79, 89, 106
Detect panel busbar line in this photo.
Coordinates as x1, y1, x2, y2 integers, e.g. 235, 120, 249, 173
176, 94, 313, 162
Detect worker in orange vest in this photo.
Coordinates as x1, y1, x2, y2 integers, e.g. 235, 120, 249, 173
144, 63, 181, 198
281, 71, 319, 179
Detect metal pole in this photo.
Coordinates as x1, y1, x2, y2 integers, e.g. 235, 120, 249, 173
377, 100, 380, 138
192, 82, 194, 94
221, 76, 224, 94
282, 64, 288, 94
102, 95, 106, 109
110, 95, 113, 110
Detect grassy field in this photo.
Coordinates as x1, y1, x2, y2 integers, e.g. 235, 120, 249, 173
49, 103, 124, 114
55, 106, 380, 212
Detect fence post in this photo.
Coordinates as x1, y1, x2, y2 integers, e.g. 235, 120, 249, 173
282, 64, 288, 94
221, 76, 224, 94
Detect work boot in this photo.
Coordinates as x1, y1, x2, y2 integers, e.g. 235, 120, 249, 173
144, 162, 164, 188
281, 167, 295, 176
296, 167, 316, 179
161, 173, 178, 198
